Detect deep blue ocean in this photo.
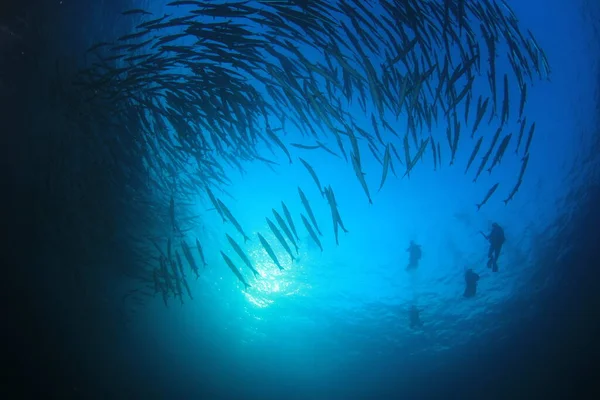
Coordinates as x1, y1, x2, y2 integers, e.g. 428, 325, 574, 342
2, 0, 600, 399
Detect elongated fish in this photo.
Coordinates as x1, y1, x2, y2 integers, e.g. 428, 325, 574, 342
487, 133, 512, 174
257, 233, 284, 271
169, 257, 183, 303
471, 97, 489, 137
378, 143, 391, 192
299, 158, 324, 197
298, 187, 322, 235
169, 195, 176, 232
290, 143, 320, 150
390, 142, 404, 166
324, 186, 340, 245
450, 115, 460, 165
464, 92, 472, 125
473, 127, 501, 182
272, 209, 299, 254
503, 179, 522, 205
465, 137, 483, 174
195, 238, 207, 268
121, 9, 152, 16
518, 83, 527, 122
324, 185, 348, 233
266, 217, 295, 262
522, 122, 535, 158
316, 141, 339, 158
403, 137, 430, 178
403, 135, 411, 177
281, 201, 299, 241
323, 185, 348, 245
181, 240, 199, 278
226, 234, 259, 278
351, 153, 373, 204
118, 29, 152, 42
368, 143, 383, 166
217, 199, 250, 243
476, 183, 499, 211
265, 125, 292, 164
500, 74, 509, 127
518, 153, 530, 182
181, 275, 193, 300
371, 113, 384, 146
220, 251, 250, 290
301, 213, 323, 252
204, 185, 226, 222
167, 1, 203, 6
515, 117, 527, 154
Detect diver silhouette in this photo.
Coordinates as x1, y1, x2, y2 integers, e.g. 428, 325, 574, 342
406, 241, 422, 270
481, 223, 505, 272
464, 268, 480, 298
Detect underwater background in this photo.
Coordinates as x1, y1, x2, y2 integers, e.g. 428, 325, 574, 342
2, 0, 600, 399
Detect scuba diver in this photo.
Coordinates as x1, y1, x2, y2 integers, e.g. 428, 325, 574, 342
480, 222, 505, 272
409, 305, 423, 329
463, 268, 480, 298
406, 241, 422, 270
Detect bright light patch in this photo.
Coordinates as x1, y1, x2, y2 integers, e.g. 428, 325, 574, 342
241, 245, 298, 308
245, 293, 274, 308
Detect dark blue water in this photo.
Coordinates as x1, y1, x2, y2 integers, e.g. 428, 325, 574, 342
3, 0, 600, 399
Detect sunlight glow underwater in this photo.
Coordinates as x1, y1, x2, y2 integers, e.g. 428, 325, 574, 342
46, 0, 600, 397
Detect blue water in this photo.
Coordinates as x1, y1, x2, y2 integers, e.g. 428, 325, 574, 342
3, 0, 600, 399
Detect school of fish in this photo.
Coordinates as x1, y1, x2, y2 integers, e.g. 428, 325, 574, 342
64, 0, 550, 306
